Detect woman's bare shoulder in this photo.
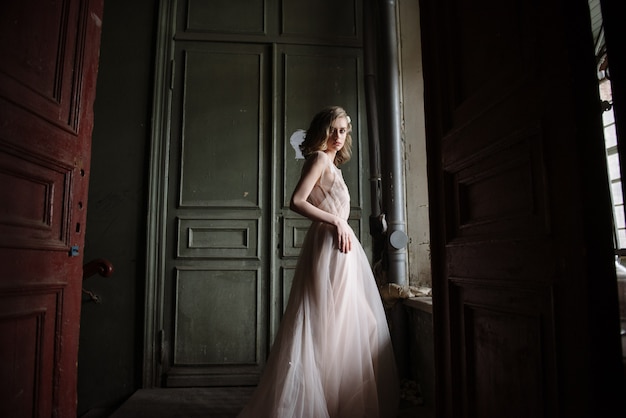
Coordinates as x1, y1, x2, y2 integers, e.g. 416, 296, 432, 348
303, 150, 328, 167
306, 150, 327, 159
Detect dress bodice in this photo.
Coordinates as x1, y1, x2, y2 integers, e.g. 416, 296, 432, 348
306, 151, 350, 220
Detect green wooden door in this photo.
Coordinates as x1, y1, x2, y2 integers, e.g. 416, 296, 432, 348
147, 0, 370, 387
162, 41, 272, 386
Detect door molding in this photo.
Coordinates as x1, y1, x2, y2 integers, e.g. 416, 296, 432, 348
144, 0, 176, 387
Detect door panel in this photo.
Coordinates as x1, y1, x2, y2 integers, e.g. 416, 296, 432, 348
184, 0, 266, 34
173, 268, 259, 365
0, 0, 103, 416
455, 279, 554, 418
0, 0, 83, 131
281, 0, 358, 40
177, 48, 265, 208
420, 0, 624, 416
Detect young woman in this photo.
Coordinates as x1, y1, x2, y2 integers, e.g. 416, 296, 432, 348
238, 106, 398, 418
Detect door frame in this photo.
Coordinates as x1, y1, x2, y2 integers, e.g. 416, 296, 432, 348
143, 0, 176, 387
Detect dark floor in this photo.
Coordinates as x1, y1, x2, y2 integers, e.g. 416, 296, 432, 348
87, 387, 432, 418
108, 387, 253, 418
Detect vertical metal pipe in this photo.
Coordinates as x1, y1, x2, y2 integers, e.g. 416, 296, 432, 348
371, 0, 410, 381
378, 0, 409, 287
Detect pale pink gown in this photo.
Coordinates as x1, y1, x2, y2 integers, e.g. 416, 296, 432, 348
237, 151, 399, 418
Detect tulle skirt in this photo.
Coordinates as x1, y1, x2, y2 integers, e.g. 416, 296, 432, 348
237, 221, 399, 418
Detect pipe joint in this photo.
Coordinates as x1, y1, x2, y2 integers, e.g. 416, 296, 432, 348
388, 229, 409, 250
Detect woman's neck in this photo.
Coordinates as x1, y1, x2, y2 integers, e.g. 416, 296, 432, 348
324, 149, 337, 161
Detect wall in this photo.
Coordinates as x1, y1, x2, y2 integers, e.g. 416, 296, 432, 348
77, 1, 157, 415
398, 0, 431, 287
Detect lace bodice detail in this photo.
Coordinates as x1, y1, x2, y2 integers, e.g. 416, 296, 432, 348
306, 151, 350, 220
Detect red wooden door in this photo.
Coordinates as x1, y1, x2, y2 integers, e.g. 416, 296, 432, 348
0, 1, 104, 417
419, 0, 625, 417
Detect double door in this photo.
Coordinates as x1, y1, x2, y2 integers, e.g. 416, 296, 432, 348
146, 0, 370, 387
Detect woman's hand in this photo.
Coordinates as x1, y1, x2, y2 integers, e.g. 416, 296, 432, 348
334, 218, 352, 253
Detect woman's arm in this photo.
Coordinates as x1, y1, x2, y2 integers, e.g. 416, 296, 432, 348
289, 152, 352, 252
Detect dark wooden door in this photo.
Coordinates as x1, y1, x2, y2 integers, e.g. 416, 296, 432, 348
0, 1, 104, 416
419, 0, 625, 416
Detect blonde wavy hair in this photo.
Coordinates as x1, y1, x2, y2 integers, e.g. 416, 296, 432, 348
300, 106, 353, 166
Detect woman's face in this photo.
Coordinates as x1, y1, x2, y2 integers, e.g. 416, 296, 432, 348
325, 116, 348, 152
